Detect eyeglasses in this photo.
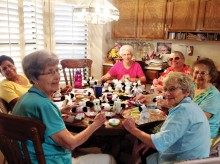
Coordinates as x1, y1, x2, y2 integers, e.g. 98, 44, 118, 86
40, 69, 61, 76
169, 57, 181, 62
193, 71, 209, 76
164, 86, 180, 93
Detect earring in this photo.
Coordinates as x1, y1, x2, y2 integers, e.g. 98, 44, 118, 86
35, 82, 39, 85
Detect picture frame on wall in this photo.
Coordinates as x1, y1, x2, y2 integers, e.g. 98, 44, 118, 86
157, 42, 172, 54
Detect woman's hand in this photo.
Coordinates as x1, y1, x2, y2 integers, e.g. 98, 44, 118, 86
123, 118, 136, 132
152, 78, 159, 85
133, 94, 148, 104
60, 103, 80, 115
154, 84, 163, 93
92, 112, 106, 130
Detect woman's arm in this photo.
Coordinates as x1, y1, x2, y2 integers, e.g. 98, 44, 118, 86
50, 112, 106, 150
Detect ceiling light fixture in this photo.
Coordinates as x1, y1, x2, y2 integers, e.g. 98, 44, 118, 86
74, 0, 120, 24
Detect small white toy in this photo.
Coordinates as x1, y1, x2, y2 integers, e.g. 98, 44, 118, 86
93, 99, 101, 112
139, 105, 150, 123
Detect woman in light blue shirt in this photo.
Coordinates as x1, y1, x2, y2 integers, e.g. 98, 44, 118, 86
123, 72, 210, 164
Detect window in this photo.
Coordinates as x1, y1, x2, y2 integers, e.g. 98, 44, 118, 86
0, 0, 44, 80
54, 1, 88, 59
0, 0, 88, 82
0, 0, 22, 75
23, 0, 44, 54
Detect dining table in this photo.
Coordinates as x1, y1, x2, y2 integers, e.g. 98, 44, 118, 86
54, 87, 166, 160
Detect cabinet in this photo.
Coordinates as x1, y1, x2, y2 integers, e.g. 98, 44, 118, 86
166, 0, 200, 31
112, 0, 167, 39
144, 70, 161, 84
198, 0, 220, 31
112, 0, 138, 38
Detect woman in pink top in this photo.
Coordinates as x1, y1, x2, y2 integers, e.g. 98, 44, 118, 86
153, 51, 190, 93
101, 45, 146, 83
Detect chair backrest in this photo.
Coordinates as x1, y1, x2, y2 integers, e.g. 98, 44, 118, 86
0, 113, 46, 164
0, 98, 10, 114
60, 59, 93, 86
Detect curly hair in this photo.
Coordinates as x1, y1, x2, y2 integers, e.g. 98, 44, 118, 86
191, 58, 218, 83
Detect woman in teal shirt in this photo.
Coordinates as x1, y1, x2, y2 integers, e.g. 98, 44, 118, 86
192, 58, 220, 144
12, 50, 115, 164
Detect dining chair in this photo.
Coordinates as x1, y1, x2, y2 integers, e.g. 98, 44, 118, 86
0, 112, 46, 164
60, 59, 93, 86
0, 98, 10, 114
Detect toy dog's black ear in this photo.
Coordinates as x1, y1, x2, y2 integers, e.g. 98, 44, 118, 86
153, 98, 157, 102
138, 106, 142, 112
61, 95, 65, 101
82, 107, 88, 112
86, 101, 94, 108
70, 93, 74, 98
71, 107, 77, 113
121, 103, 126, 109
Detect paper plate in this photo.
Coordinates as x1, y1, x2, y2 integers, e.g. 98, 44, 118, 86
108, 118, 120, 126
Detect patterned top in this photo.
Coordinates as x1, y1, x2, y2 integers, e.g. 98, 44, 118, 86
158, 65, 191, 85
194, 85, 220, 138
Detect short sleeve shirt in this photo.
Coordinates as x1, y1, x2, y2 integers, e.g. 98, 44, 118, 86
0, 74, 32, 103
151, 97, 210, 163
12, 87, 71, 164
157, 65, 191, 86
108, 61, 145, 80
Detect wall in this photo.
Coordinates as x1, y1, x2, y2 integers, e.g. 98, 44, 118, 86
89, 23, 220, 79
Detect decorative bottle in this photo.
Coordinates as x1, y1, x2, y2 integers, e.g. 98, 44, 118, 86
74, 70, 82, 88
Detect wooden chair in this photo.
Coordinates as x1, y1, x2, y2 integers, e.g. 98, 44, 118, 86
60, 59, 93, 86
0, 98, 10, 114
0, 113, 46, 164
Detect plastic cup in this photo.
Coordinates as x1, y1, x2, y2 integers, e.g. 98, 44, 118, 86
94, 86, 102, 98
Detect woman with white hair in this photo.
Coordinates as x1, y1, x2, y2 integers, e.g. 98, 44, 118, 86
101, 45, 146, 83
125, 72, 210, 163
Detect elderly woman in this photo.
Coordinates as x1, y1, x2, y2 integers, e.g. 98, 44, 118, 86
101, 45, 146, 83
192, 58, 220, 144
153, 51, 190, 93
12, 50, 115, 164
0, 55, 32, 111
124, 72, 210, 163
0, 55, 72, 112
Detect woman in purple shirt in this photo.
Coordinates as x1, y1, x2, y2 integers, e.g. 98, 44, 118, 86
101, 45, 146, 83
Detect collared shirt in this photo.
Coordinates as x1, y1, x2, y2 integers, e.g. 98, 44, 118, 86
12, 87, 71, 164
150, 97, 210, 163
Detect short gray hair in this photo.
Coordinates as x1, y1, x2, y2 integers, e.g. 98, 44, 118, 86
163, 72, 194, 99
22, 50, 59, 84
119, 45, 134, 56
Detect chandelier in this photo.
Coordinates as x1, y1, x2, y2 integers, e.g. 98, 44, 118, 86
74, 0, 120, 24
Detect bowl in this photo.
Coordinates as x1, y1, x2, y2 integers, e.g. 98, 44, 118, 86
108, 118, 120, 126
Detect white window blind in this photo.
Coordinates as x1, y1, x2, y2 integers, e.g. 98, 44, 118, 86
54, 2, 88, 59
0, 0, 44, 80
23, 0, 44, 55
0, 0, 22, 76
